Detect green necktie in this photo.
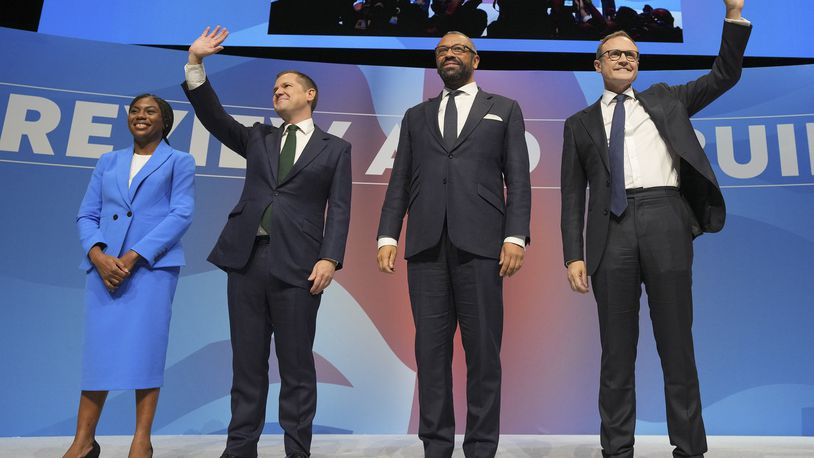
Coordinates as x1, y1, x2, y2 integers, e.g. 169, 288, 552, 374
278, 124, 299, 181
261, 124, 299, 233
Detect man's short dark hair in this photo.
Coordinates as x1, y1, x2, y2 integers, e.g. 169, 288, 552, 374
442, 30, 478, 54
276, 70, 319, 111
596, 31, 636, 59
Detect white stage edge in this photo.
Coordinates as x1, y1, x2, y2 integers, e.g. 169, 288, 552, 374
1, 435, 813, 457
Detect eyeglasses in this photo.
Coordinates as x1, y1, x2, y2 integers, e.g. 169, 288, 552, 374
435, 44, 476, 57
599, 49, 640, 62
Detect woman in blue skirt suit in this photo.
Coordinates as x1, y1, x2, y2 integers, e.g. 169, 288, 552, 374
63, 94, 195, 458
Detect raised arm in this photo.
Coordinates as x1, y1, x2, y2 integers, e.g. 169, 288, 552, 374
182, 26, 260, 157
668, 0, 751, 116
188, 25, 229, 66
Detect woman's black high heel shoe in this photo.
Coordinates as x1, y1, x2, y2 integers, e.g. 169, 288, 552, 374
82, 440, 100, 458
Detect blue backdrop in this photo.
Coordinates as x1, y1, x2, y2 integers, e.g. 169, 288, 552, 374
1, 25, 812, 437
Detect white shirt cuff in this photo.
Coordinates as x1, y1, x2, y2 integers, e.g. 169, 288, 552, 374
184, 63, 207, 90
377, 237, 398, 249
504, 236, 526, 249
724, 17, 751, 26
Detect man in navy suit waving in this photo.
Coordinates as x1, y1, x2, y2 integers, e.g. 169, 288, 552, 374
377, 31, 531, 458
560, 1, 750, 456
183, 26, 352, 458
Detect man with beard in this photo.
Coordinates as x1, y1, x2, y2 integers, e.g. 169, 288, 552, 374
377, 31, 531, 458
560, 1, 750, 456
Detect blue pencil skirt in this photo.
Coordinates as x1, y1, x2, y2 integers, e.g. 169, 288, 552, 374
81, 265, 180, 390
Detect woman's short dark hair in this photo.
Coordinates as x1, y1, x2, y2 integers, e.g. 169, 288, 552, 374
129, 93, 175, 145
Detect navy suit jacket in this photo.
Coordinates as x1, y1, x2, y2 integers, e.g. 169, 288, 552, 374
77, 141, 196, 270
560, 21, 752, 275
183, 79, 352, 289
378, 89, 531, 260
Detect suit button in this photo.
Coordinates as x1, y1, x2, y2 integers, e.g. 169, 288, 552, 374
274, 192, 280, 196
127, 211, 132, 217
448, 154, 453, 159
442, 178, 447, 184
603, 209, 609, 216
606, 180, 610, 187
113, 214, 118, 220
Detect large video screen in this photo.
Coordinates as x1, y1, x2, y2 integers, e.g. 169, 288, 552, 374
268, 0, 683, 43
36, 0, 814, 58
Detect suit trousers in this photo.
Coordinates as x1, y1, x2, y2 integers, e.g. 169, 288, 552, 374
591, 187, 706, 458
224, 236, 321, 458
407, 229, 504, 458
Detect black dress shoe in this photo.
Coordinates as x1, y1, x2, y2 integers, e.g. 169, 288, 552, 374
219, 453, 243, 458
82, 440, 100, 458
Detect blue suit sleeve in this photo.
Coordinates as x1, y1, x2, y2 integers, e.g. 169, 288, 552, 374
560, 118, 587, 266
77, 154, 109, 256
377, 110, 413, 240
319, 141, 352, 269
182, 78, 255, 158
503, 100, 531, 244
667, 21, 751, 116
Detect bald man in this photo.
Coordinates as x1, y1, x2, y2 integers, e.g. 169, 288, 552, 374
377, 31, 531, 458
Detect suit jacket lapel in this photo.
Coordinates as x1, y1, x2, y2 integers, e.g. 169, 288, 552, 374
128, 141, 172, 202
636, 90, 715, 182
452, 90, 493, 152
580, 100, 610, 173
116, 149, 131, 204
265, 127, 283, 185
424, 95, 445, 150
279, 126, 329, 186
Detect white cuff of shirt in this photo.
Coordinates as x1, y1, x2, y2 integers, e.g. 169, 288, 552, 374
184, 63, 207, 90
504, 236, 526, 249
377, 237, 398, 249
724, 17, 751, 26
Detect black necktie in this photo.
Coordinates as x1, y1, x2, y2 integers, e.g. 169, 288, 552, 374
609, 93, 629, 217
261, 124, 299, 233
443, 90, 461, 150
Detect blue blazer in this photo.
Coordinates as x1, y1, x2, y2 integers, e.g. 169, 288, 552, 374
182, 79, 352, 289
77, 141, 196, 271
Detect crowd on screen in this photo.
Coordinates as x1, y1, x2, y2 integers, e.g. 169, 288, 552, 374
268, 0, 682, 42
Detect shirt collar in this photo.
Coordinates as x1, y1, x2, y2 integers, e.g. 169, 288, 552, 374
443, 81, 478, 98
283, 118, 315, 136
601, 87, 636, 107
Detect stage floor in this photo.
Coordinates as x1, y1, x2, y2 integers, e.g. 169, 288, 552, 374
2, 435, 813, 457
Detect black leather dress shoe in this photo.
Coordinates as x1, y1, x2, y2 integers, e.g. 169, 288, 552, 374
82, 440, 100, 458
